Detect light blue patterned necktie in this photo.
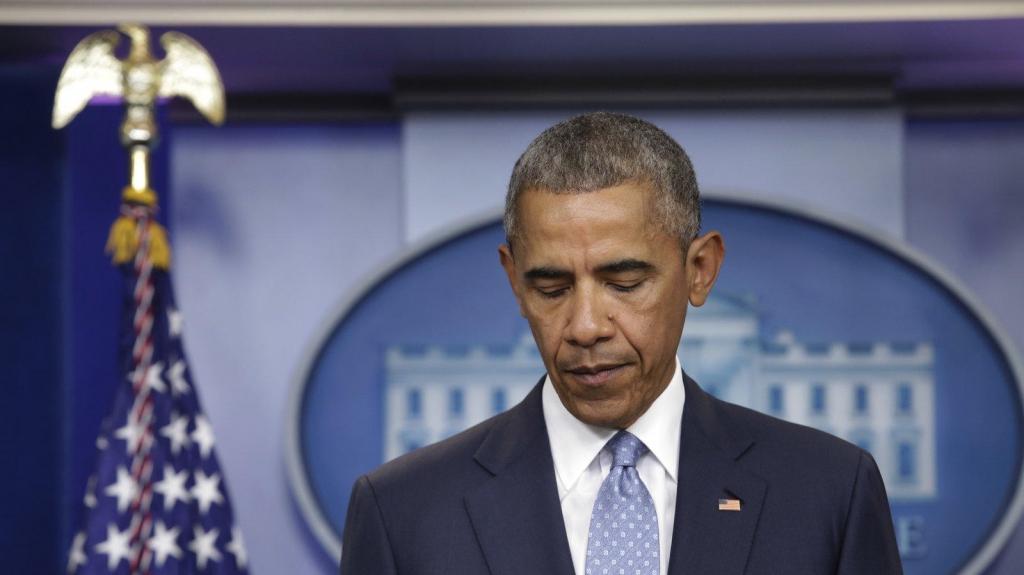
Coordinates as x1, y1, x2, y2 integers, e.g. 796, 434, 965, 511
585, 430, 660, 575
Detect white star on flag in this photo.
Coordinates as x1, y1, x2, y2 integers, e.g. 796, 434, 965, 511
147, 520, 183, 568
226, 524, 248, 569
168, 359, 191, 396
167, 308, 183, 338
160, 413, 191, 455
191, 414, 216, 459
153, 464, 191, 511
113, 417, 145, 453
143, 361, 167, 393
66, 531, 87, 573
189, 525, 222, 570
191, 469, 225, 514
94, 523, 133, 570
128, 361, 167, 393
104, 466, 138, 513
68, 210, 249, 574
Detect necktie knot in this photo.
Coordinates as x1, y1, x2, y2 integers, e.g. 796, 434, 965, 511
606, 430, 648, 468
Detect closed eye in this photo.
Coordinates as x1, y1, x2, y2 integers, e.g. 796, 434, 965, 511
611, 282, 644, 293
538, 287, 568, 299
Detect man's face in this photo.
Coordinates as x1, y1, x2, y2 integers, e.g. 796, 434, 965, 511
499, 183, 723, 429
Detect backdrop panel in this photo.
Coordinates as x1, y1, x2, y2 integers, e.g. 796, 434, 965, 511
171, 123, 404, 572
167, 111, 1024, 575
904, 119, 1024, 574
403, 109, 905, 244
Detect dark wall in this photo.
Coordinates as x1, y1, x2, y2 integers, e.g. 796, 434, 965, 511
0, 66, 170, 574
0, 66, 66, 574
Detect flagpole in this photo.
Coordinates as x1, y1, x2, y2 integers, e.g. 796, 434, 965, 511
56, 24, 247, 575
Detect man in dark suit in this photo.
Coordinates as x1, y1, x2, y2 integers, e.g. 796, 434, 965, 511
340, 112, 903, 574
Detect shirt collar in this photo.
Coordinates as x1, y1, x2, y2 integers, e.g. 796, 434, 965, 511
626, 359, 683, 484
542, 358, 685, 492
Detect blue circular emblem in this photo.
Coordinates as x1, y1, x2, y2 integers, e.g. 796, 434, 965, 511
287, 195, 1024, 574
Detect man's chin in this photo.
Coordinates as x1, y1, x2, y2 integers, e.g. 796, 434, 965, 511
567, 398, 638, 429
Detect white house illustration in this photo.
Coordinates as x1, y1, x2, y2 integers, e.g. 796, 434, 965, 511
383, 293, 936, 500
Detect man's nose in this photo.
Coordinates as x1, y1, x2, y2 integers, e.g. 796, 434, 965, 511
565, 285, 615, 347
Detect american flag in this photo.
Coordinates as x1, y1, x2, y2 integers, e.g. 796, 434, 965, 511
718, 498, 741, 512
68, 205, 249, 574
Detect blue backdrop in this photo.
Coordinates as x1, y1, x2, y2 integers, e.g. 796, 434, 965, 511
3, 64, 1024, 574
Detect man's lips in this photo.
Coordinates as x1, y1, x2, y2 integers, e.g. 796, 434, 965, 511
565, 364, 626, 386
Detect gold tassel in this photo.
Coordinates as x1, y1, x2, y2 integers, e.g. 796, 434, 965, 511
106, 215, 137, 265
105, 213, 172, 270
147, 223, 172, 270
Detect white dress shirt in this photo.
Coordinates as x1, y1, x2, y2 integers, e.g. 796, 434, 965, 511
542, 358, 685, 575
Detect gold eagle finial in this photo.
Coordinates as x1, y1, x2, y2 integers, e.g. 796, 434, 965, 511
53, 24, 225, 206
52, 23, 225, 132
53, 24, 225, 270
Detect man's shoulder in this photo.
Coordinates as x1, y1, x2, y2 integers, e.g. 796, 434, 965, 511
356, 379, 547, 519
697, 389, 901, 573
698, 388, 868, 482
721, 395, 861, 452
363, 409, 504, 495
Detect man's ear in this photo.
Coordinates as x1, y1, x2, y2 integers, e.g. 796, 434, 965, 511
498, 244, 527, 317
686, 231, 725, 307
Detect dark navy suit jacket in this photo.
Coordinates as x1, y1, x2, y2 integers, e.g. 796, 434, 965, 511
340, 374, 903, 574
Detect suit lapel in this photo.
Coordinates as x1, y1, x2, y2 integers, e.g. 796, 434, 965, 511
465, 381, 576, 575
667, 375, 767, 575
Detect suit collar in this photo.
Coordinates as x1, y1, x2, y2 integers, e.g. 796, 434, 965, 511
466, 374, 767, 575
666, 373, 767, 575
466, 379, 576, 575
679, 372, 756, 460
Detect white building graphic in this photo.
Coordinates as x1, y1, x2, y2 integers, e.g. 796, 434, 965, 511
384, 293, 936, 500
383, 335, 541, 462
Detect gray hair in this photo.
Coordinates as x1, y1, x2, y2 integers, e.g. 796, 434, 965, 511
504, 112, 701, 252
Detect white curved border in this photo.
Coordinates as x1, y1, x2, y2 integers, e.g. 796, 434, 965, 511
285, 191, 1024, 573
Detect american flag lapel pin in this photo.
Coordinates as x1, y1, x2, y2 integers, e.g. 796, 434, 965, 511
718, 498, 742, 511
